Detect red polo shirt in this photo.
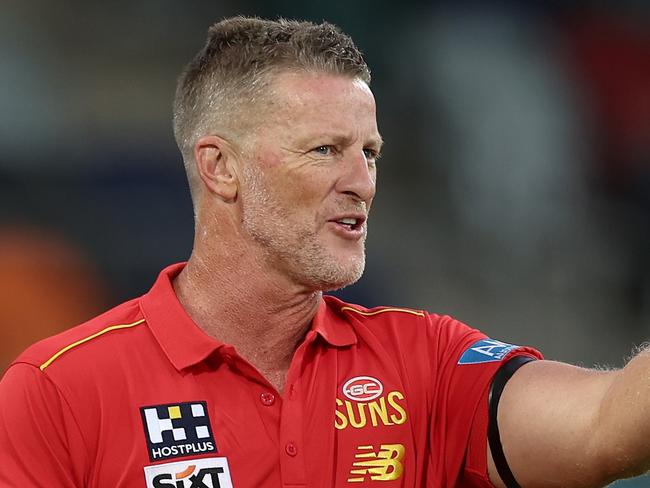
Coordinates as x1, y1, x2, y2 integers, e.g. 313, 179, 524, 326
0, 263, 541, 487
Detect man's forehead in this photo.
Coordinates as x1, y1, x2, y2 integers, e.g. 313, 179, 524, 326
244, 70, 381, 151
269, 70, 374, 109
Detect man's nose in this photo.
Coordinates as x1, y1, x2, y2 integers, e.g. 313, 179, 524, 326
336, 150, 376, 203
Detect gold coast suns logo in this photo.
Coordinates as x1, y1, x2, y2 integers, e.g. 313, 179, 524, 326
335, 376, 408, 430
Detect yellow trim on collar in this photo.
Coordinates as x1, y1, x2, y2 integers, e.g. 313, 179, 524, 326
340, 306, 424, 317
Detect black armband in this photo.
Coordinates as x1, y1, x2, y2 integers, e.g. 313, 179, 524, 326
488, 355, 536, 488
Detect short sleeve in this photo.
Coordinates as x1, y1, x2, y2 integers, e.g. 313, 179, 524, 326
0, 363, 87, 487
426, 314, 542, 486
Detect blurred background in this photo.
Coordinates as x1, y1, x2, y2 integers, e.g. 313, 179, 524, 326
1, 1, 649, 484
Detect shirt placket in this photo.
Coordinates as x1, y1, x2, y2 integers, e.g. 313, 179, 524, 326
278, 331, 318, 487
221, 346, 285, 484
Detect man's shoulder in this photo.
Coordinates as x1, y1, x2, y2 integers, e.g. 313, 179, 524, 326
323, 295, 444, 345
325, 295, 428, 323
324, 295, 463, 330
11, 296, 147, 373
323, 295, 483, 347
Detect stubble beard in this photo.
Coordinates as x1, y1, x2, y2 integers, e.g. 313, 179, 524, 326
240, 165, 366, 291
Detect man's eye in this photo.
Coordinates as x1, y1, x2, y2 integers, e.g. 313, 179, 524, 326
312, 145, 333, 156
363, 148, 379, 161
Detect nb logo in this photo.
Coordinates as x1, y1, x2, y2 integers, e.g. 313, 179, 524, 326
347, 444, 405, 483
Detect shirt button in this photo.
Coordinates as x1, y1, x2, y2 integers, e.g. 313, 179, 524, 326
285, 442, 298, 457
260, 392, 275, 406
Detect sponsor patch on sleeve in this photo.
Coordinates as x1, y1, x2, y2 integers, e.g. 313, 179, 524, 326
457, 339, 522, 365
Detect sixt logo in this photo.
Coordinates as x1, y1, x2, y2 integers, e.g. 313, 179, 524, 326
343, 376, 384, 402
143, 457, 233, 488
140, 401, 216, 461
347, 444, 405, 483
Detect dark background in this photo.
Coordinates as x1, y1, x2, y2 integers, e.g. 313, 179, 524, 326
1, 2, 649, 484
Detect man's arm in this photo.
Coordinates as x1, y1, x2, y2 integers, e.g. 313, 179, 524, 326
0, 363, 85, 487
488, 354, 650, 488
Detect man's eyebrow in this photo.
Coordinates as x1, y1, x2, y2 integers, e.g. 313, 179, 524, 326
367, 135, 384, 150
331, 133, 385, 150
291, 132, 384, 150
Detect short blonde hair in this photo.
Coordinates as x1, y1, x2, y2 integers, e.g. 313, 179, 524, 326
172, 16, 371, 180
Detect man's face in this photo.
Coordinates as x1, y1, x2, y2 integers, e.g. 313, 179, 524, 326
239, 71, 381, 291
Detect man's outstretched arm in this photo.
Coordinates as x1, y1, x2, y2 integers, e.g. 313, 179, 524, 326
488, 352, 650, 488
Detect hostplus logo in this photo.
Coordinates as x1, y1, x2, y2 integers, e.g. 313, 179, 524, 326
140, 401, 216, 461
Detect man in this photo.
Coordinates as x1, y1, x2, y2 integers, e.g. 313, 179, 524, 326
0, 16, 648, 488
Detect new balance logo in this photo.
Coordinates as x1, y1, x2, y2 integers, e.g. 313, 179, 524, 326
140, 401, 217, 461
347, 444, 405, 483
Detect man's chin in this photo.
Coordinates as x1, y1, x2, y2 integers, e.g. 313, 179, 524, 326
308, 260, 366, 292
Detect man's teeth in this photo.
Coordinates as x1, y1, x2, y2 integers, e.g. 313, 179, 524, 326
338, 218, 358, 225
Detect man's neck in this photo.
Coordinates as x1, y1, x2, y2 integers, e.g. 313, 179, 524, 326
172, 251, 321, 393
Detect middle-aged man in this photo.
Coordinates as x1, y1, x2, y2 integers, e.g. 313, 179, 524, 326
1, 16, 649, 488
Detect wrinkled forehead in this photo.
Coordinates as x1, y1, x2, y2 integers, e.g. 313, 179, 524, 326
268, 70, 375, 112
250, 71, 380, 143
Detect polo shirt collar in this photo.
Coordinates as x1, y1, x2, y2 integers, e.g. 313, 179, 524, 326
313, 296, 357, 347
140, 263, 225, 371
139, 263, 357, 371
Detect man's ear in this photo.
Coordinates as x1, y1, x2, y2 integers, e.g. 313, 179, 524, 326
193, 135, 239, 202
